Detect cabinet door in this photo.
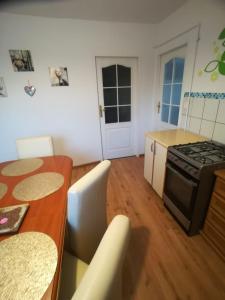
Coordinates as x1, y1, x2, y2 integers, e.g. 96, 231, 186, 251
152, 142, 167, 198
144, 136, 154, 184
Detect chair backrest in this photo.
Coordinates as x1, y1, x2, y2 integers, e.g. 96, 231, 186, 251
67, 160, 111, 264
16, 136, 54, 159
72, 215, 131, 300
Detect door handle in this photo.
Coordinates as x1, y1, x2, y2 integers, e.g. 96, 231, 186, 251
157, 102, 161, 114
99, 105, 104, 118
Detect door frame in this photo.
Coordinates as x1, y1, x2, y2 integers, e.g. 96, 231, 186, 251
152, 26, 200, 131
95, 56, 139, 160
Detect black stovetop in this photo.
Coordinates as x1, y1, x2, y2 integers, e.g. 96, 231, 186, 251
172, 141, 225, 166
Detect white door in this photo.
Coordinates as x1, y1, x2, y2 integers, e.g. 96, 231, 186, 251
96, 57, 137, 159
156, 46, 186, 129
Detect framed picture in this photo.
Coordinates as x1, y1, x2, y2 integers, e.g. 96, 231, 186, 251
49, 67, 69, 86
9, 50, 34, 72
0, 77, 7, 97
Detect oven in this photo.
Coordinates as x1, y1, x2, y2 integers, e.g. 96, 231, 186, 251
163, 152, 200, 233
164, 162, 198, 219
163, 141, 225, 236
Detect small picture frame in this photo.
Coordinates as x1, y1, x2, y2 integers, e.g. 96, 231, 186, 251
9, 50, 34, 72
49, 67, 69, 86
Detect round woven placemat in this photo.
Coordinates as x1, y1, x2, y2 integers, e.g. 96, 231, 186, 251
0, 183, 8, 199
0, 231, 58, 300
13, 172, 64, 201
1, 158, 43, 176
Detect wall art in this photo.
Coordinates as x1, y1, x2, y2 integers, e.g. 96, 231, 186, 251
0, 77, 7, 97
24, 81, 36, 97
49, 67, 69, 86
9, 50, 34, 72
198, 27, 225, 81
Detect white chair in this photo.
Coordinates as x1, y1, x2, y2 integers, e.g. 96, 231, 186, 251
16, 135, 54, 159
59, 215, 131, 300
67, 160, 111, 263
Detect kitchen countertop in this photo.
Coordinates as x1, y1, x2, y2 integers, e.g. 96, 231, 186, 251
145, 129, 207, 148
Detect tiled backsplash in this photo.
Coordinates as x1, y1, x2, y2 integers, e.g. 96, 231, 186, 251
180, 92, 225, 143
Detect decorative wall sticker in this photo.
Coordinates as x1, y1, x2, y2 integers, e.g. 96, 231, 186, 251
9, 50, 34, 72
218, 28, 225, 47
24, 81, 36, 97
49, 67, 69, 86
198, 27, 225, 81
0, 77, 7, 97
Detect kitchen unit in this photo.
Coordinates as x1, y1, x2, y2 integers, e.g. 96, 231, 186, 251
202, 169, 225, 260
164, 141, 225, 236
144, 129, 206, 198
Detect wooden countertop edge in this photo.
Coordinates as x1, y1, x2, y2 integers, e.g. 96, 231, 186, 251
214, 169, 225, 180
145, 129, 207, 148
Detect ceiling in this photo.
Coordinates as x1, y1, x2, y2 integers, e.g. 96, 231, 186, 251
0, 0, 188, 24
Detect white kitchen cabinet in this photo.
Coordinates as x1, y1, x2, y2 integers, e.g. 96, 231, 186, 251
144, 129, 207, 198
152, 142, 167, 198
144, 136, 154, 184
144, 136, 167, 198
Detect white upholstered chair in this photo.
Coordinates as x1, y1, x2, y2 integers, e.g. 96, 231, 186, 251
16, 135, 54, 159
59, 215, 131, 300
67, 160, 111, 264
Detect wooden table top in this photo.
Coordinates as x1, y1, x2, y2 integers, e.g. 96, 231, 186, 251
0, 155, 73, 300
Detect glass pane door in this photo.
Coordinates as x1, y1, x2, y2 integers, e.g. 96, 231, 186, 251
161, 57, 185, 126
159, 46, 186, 127
102, 64, 131, 124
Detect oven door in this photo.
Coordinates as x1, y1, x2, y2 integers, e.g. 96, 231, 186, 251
164, 162, 198, 221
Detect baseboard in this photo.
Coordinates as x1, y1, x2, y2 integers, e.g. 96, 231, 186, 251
72, 160, 100, 169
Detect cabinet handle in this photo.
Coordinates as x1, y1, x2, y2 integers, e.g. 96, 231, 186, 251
151, 143, 154, 152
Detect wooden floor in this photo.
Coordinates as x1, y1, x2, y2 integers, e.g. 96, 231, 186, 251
72, 156, 225, 300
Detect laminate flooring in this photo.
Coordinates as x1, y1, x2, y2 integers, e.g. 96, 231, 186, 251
71, 156, 225, 300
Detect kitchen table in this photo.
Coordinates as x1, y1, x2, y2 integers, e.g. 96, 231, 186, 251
0, 155, 73, 300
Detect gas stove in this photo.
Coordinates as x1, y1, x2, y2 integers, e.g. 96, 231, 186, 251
172, 141, 225, 166
164, 140, 225, 236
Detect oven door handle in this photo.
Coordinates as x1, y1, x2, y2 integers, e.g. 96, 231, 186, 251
166, 163, 197, 188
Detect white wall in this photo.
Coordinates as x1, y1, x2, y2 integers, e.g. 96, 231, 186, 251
0, 13, 155, 165
152, 0, 225, 132
155, 0, 225, 93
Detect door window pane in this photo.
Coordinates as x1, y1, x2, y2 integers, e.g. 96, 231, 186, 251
119, 106, 131, 122
161, 55, 185, 126
105, 107, 118, 123
103, 88, 117, 106
174, 58, 184, 83
170, 106, 179, 125
102, 65, 116, 87
171, 84, 182, 105
163, 59, 173, 84
118, 88, 131, 105
162, 85, 171, 104
118, 65, 131, 86
161, 104, 169, 122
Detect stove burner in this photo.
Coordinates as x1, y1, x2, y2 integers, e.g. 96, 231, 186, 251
193, 156, 213, 164
174, 141, 225, 166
